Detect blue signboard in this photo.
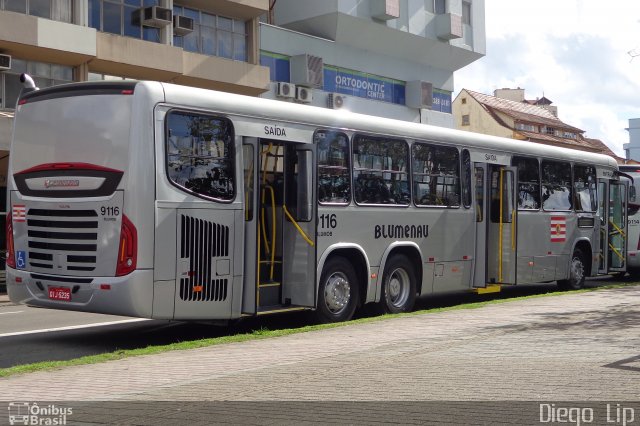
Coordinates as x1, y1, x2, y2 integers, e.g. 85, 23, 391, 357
432, 89, 452, 113
260, 51, 451, 110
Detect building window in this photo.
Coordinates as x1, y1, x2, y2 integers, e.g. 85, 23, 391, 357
412, 142, 460, 207
462, 1, 471, 25
545, 126, 556, 135
425, 0, 446, 14
173, 5, 247, 61
1, 0, 72, 22
166, 110, 235, 201
353, 134, 409, 205
88, 0, 161, 43
0, 58, 73, 109
316, 131, 351, 205
516, 122, 536, 132
461, 114, 470, 126
461, 97, 467, 104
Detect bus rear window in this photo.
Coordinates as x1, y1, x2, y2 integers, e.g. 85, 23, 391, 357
166, 111, 235, 201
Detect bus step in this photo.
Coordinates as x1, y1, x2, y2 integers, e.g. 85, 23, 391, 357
259, 260, 282, 264
257, 305, 307, 315
259, 282, 281, 288
472, 284, 501, 294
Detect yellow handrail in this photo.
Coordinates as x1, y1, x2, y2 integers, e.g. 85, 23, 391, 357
609, 219, 626, 237
608, 242, 625, 261
283, 205, 315, 247
260, 185, 277, 280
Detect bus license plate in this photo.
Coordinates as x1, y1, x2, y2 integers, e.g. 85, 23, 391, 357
48, 287, 71, 301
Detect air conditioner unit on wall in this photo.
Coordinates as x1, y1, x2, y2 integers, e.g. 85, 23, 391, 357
405, 80, 433, 109
132, 6, 172, 28
276, 82, 295, 99
173, 15, 194, 36
0, 54, 11, 71
295, 86, 313, 103
327, 93, 346, 109
290, 54, 323, 88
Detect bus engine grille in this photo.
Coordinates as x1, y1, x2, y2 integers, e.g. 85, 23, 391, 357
179, 214, 229, 302
26, 208, 99, 274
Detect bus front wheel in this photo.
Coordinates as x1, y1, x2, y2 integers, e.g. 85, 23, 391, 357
557, 248, 586, 290
380, 254, 417, 314
316, 256, 359, 323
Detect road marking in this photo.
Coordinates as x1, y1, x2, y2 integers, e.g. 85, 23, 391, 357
0, 318, 150, 338
0, 311, 24, 315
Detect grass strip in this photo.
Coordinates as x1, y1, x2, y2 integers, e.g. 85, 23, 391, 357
1, 281, 638, 378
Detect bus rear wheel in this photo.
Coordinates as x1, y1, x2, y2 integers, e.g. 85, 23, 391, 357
557, 248, 586, 290
315, 256, 359, 323
380, 254, 417, 314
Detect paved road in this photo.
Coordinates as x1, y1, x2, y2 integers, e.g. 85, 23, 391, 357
0, 282, 639, 424
0, 280, 623, 369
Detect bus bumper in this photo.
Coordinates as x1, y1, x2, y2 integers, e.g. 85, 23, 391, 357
6, 268, 154, 318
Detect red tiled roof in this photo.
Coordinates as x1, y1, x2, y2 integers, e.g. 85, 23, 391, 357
517, 131, 599, 151
465, 90, 583, 132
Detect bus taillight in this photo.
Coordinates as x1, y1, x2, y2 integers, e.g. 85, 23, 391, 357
5, 212, 15, 269
116, 214, 137, 276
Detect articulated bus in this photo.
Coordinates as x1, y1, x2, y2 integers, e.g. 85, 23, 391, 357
6, 80, 628, 323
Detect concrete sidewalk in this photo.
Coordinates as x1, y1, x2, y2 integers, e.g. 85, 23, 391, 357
1, 285, 639, 404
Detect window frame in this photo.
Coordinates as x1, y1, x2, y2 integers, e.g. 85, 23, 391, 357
573, 163, 597, 213
541, 159, 573, 212
316, 129, 352, 206
512, 155, 541, 211
411, 141, 461, 209
352, 133, 410, 207
164, 108, 236, 203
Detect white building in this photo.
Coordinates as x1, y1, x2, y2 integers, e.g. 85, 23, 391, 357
260, 0, 486, 127
624, 118, 640, 161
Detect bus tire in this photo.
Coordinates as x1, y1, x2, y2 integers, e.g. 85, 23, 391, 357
315, 256, 359, 323
557, 248, 586, 290
380, 254, 417, 314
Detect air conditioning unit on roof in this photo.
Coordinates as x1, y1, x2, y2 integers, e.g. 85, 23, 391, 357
290, 54, 323, 88
173, 15, 194, 36
276, 82, 295, 99
132, 6, 172, 28
0, 54, 11, 72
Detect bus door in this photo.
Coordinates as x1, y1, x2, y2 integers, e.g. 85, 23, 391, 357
485, 165, 518, 284
254, 140, 316, 312
598, 179, 628, 274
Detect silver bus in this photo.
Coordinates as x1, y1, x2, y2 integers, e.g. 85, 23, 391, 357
5, 80, 628, 323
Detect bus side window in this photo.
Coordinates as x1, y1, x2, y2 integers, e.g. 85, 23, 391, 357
316, 131, 351, 205
166, 111, 235, 201
512, 156, 540, 210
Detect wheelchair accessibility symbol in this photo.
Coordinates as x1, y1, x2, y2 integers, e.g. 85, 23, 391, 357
16, 251, 26, 269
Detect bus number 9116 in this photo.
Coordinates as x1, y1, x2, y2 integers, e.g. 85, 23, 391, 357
101, 206, 120, 217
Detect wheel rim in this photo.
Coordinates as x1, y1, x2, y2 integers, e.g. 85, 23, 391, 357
570, 256, 584, 284
324, 271, 351, 314
386, 267, 410, 308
